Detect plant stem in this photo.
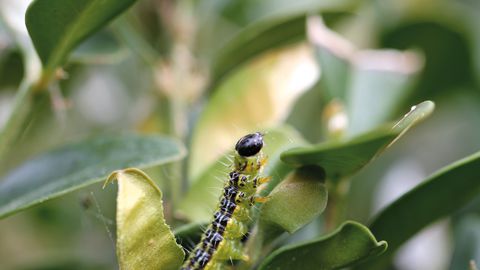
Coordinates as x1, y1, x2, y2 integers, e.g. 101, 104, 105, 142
325, 177, 351, 231
237, 223, 283, 270
0, 64, 58, 171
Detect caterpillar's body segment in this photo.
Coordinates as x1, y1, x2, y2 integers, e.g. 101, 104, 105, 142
181, 132, 268, 270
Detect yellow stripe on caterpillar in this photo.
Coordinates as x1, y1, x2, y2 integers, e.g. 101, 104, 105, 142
181, 132, 268, 270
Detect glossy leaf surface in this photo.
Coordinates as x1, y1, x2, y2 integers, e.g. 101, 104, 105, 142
258, 221, 387, 270
212, 14, 308, 84
359, 150, 480, 269
26, 0, 137, 71
0, 135, 185, 218
281, 101, 434, 180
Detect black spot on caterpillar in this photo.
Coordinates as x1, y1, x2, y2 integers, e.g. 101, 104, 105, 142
181, 132, 269, 270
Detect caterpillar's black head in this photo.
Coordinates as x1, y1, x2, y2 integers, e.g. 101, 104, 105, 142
235, 132, 264, 157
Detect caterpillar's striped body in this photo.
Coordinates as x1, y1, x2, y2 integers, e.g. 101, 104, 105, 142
182, 132, 268, 270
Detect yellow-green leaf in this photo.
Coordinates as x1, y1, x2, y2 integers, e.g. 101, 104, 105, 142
189, 44, 319, 180
260, 165, 328, 234
240, 165, 328, 269
105, 168, 184, 270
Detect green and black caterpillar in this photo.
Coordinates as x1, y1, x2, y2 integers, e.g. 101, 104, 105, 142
181, 132, 269, 270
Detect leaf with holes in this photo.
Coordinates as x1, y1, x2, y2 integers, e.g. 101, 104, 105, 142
105, 168, 184, 270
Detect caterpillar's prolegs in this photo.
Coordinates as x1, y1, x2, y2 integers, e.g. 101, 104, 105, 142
181, 132, 268, 270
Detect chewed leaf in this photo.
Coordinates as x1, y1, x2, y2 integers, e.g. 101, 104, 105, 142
105, 168, 184, 270
258, 221, 387, 270
280, 101, 434, 180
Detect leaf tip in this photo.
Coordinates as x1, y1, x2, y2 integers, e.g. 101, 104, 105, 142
392, 100, 435, 134
375, 240, 388, 255
104, 170, 122, 188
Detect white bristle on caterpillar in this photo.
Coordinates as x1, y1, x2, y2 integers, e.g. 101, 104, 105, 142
181, 132, 269, 270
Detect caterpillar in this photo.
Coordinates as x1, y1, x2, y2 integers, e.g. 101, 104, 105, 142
181, 132, 269, 270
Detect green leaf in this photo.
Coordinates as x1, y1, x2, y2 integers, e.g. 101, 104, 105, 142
240, 165, 328, 269
0, 82, 39, 164
0, 0, 46, 162
258, 221, 387, 270
205, 0, 354, 27
307, 16, 352, 101
179, 126, 305, 222
346, 49, 421, 136
0, 134, 185, 219
281, 127, 397, 179
26, 0, 137, 72
204, 0, 355, 84
70, 30, 127, 65
308, 16, 423, 136
105, 168, 184, 270
0, 0, 138, 162
260, 165, 328, 234
189, 44, 319, 180
211, 13, 308, 84
379, 2, 476, 101
0, 0, 136, 164
357, 150, 480, 270
391, 100, 435, 134
280, 101, 434, 180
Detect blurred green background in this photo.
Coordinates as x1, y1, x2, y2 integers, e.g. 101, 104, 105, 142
0, 0, 479, 269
